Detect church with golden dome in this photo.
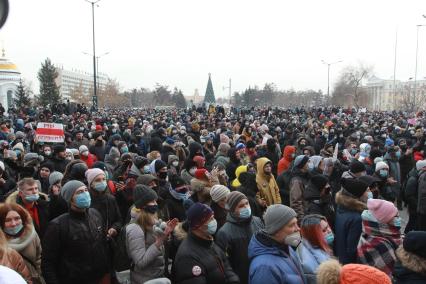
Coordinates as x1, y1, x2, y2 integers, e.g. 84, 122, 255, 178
0, 48, 20, 109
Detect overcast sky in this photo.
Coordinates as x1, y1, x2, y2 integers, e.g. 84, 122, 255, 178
2, 0, 426, 98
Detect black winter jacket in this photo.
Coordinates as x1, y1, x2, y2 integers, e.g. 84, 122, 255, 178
49, 156, 70, 173
90, 192, 122, 233
173, 232, 240, 284
42, 208, 110, 284
303, 182, 335, 228
215, 214, 264, 284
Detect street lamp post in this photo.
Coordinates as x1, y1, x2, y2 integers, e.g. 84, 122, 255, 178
85, 0, 101, 110
82, 51, 109, 92
222, 78, 232, 104
414, 25, 425, 109
321, 60, 343, 98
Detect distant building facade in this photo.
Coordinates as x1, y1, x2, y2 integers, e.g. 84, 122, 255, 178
0, 50, 20, 109
185, 89, 204, 106
365, 76, 426, 111
54, 65, 108, 100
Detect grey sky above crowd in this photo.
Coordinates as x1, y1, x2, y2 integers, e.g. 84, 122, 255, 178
2, 0, 426, 98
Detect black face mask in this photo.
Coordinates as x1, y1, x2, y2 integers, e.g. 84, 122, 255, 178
158, 172, 168, 180
143, 205, 158, 214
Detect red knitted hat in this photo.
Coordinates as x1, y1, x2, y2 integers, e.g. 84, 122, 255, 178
194, 168, 208, 180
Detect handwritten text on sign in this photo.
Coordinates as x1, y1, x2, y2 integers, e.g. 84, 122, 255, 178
36, 123, 65, 143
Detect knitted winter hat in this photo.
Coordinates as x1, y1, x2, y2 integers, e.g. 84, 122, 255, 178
403, 231, 426, 258
236, 143, 246, 151
342, 178, 369, 198
350, 160, 366, 174
79, 145, 89, 154
367, 199, 398, 224
210, 185, 230, 203
137, 174, 158, 185
294, 155, 309, 169
317, 259, 391, 284
134, 185, 158, 209
186, 202, 214, 230
264, 204, 297, 235
375, 161, 389, 172
340, 263, 391, 284
311, 174, 328, 189
61, 180, 86, 204
49, 171, 64, 187
225, 191, 247, 212
154, 159, 167, 173
85, 168, 105, 186
53, 144, 66, 154
416, 160, 426, 171
194, 168, 208, 180
193, 155, 206, 167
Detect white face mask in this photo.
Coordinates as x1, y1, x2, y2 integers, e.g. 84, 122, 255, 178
172, 161, 179, 167
189, 168, 197, 176
284, 231, 302, 247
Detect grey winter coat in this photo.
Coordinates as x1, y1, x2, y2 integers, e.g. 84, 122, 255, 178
126, 223, 165, 284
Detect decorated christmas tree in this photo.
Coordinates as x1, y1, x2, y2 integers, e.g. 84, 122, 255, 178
203, 73, 216, 104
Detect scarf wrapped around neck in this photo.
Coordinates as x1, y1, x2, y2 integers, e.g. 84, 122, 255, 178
357, 210, 402, 275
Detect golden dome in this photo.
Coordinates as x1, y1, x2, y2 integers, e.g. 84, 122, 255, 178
0, 48, 20, 74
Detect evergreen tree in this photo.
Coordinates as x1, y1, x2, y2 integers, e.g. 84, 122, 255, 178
37, 58, 61, 107
14, 79, 31, 110
203, 73, 216, 104
172, 88, 187, 108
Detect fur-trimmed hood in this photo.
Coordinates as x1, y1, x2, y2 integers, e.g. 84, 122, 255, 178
335, 190, 367, 212
396, 246, 426, 275
173, 222, 188, 241
5, 189, 49, 204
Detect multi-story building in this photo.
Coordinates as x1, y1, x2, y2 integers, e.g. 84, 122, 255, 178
365, 76, 426, 111
54, 64, 108, 100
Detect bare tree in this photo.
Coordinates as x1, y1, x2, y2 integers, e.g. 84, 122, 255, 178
332, 63, 373, 107
69, 81, 90, 105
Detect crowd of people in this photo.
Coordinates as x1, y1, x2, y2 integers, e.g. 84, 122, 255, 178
0, 104, 425, 284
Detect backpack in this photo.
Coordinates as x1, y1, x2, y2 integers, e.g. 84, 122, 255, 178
111, 224, 133, 273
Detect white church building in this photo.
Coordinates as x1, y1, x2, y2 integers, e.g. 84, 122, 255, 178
0, 49, 20, 109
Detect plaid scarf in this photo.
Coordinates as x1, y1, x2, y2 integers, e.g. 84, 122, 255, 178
357, 210, 402, 275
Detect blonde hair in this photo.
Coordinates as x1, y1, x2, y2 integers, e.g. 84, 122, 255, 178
136, 209, 157, 231
17, 178, 37, 191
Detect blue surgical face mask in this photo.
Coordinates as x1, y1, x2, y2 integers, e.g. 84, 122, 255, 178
24, 193, 39, 203
394, 216, 401, 227
379, 169, 388, 178
207, 219, 217, 235
367, 191, 373, 199
75, 191, 91, 209
239, 207, 251, 219
325, 232, 334, 245
93, 181, 107, 192
121, 146, 129, 154
308, 162, 314, 171
395, 151, 401, 159
350, 149, 357, 155
4, 223, 23, 236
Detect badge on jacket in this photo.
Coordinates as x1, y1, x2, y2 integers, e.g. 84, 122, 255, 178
192, 265, 202, 276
